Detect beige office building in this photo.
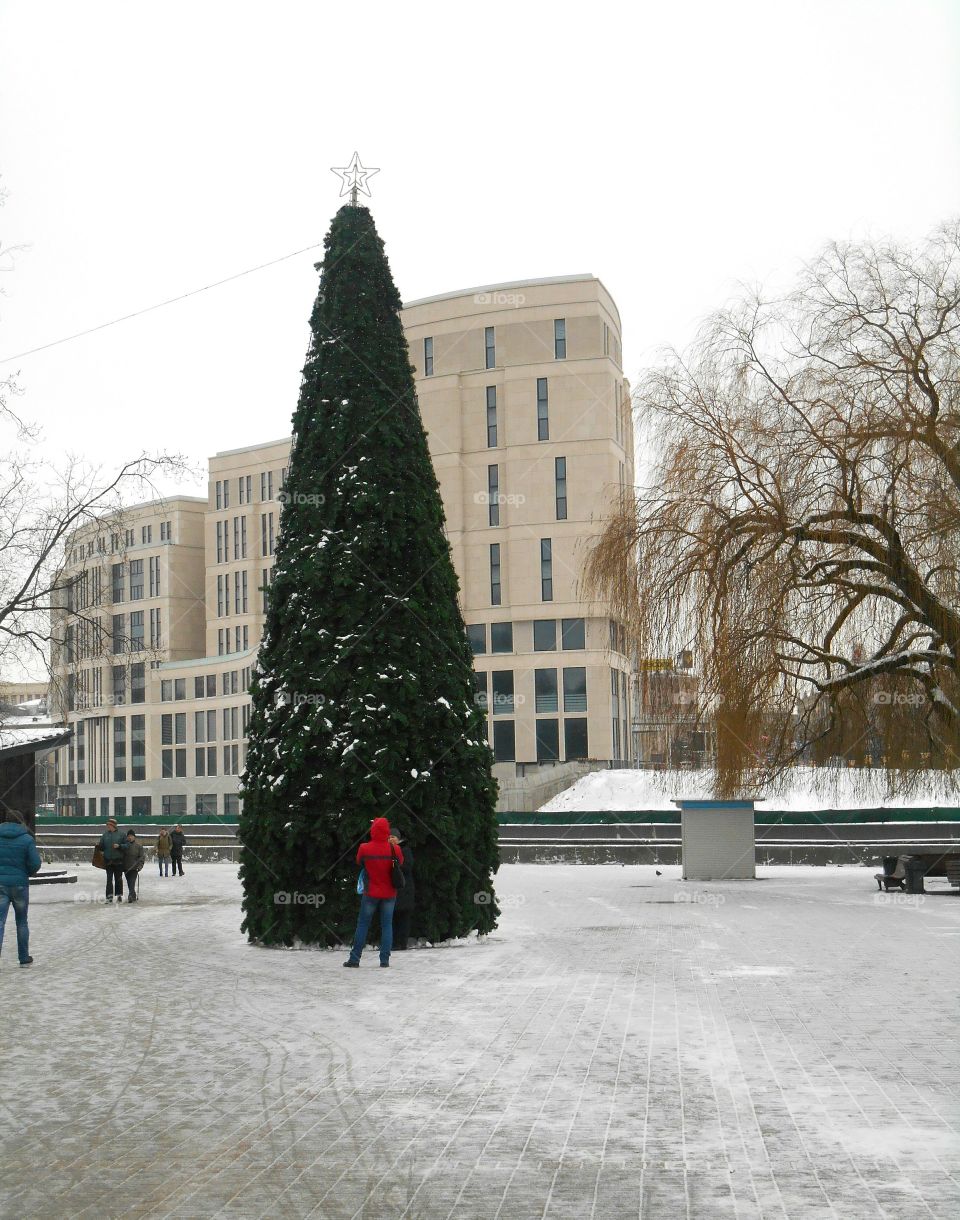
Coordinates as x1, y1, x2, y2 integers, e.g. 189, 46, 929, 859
50, 275, 635, 817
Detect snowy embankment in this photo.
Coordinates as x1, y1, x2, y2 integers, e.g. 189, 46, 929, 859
540, 765, 960, 813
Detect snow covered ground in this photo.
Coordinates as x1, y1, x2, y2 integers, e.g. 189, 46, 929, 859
540, 766, 960, 813
2, 862, 959, 1219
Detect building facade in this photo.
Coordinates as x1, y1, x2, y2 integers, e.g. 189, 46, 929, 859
50, 275, 635, 817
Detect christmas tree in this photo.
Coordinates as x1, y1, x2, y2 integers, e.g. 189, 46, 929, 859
239, 200, 500, 946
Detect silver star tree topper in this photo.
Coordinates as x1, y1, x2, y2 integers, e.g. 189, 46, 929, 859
330, 152, 380, 205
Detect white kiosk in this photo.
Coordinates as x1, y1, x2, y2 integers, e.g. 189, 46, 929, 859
674, 798, 758, 881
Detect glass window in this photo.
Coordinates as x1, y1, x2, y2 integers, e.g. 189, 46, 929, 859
112, 563, 124, 603
554, 318, 566, 360
161, 714, 173, 746
424, 336, 434, 377
493, 720, 515, 762
175, 678, 186, 700
112, 665, 126, 706
535, 668, 559, 713
162, 795, 187, 817
224, 793, 240, 817
536, 719, 560, 762
466, 624, 486, 655
533, 620, 557, 651
114, 796, 127, 817
561, 618, 585, 650
131, 663, 145, 704
131, 796, 151, 816
484, 326, 495, 369
491, 670, 514, 716
206, 674, 217, 697
487, 464, 499, 527
196, 794, 217, 817
194, 676, 204, 699
112, 614, 126, 654
129, 611, 144, 651
537, 378, 549, 441
174, 712, 186, 744
490, 622, 513, 653
555, 456, 567, 520
540, 539, 553, 602
563, 666, 588, 712
161, 749, 173, 778
113, 717, 126, 782
490, 543, 501, 606
564, 718, 588, 760
486, 386, 497, 447
131, 715, 146, 781
175, 748, 187, 778
161, 679, 172, 702
473, 671, 488, 712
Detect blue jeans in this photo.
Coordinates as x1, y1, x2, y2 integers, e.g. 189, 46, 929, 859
0, 884, 30, 964
349, 895, 396, 964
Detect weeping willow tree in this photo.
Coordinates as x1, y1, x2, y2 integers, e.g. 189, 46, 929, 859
588, 222, 960, 797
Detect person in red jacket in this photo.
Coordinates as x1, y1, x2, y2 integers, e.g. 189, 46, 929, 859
344, 816, 404, 968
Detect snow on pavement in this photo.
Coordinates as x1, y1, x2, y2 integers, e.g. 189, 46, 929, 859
2, 862, 959, 1219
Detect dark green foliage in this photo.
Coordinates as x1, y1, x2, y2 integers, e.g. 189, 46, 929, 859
239, 204, 499, 946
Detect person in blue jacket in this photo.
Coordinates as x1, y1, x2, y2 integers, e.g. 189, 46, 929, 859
0, 810, 42, 967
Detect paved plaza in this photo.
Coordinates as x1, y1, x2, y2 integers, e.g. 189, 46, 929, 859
1, 862, 959, 1219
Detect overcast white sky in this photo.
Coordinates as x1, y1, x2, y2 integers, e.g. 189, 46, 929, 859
1, 0, 958, 489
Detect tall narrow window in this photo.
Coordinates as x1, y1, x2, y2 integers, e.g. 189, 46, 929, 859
131, 662, 145, 703
486, 386, 497, 447
555, 456, 567, 520
215, 480, 222, 510
112, 614, 126, 654
535, 668, 559, 713
129, 559, 143, 600
487, 464, 500, 527
216, 521, 223, 564
490, 543, 502, 606
540, 539, 553, 601
491, 670, 514, 716
149, 555, 161, 596
129, 611, 144, 651
484, 326, 495, 370
554, 318, 566, 359
424, 336, 434, 377
113, 716, 126, 781
112, 563, 124, 603
149, 608, 162, 649
563, 666, 588, 712
131, 715, 146, 781
537, 378, 549, 441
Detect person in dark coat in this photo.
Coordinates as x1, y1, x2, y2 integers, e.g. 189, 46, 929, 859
98, 816, 127, 903
0, 811, 42, 966
389, 828, 415, 950
120, 831, 145, 903
344, 817, 403, 968
170, 825, 187, 876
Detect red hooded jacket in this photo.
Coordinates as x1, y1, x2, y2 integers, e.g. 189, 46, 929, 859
357, 817, 404, 899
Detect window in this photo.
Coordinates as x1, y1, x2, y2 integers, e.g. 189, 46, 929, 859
194, 676, 204, 699
486, 386, 497, 447
473, 671, 488, 712
239, 474, 252, 504
149, 608, 162, 649
114, 796, 127, 817
261, 512, 275, 555
160, 520, 172, 541
487, 464, 500, 527
215, 480, 223, 510
260, 470, 274, 501
216, 521, 224, 563
162, 795, 187, 817
111, 665, 125, 706
217, 575, 225, 617
112, 563, 124, 603
424, 336, 434, 376
131, 796, 151, 816
131, 715, 146, 781
483, 325, 495, 369
261, 567, 271, 613
161, 679, 173, 702
603, 321, 610, 356
493, 720, 515, 762
161, 713, 174, 746
125, 528, 135, 547
466, 624, 487, 655
217, 629, 226, 656
554, 318, 566, 360
535, 668, 559, 713
174, 678, 185, 700
223, 793, 240, 816
490, 622, 513, 653
129, 560, 143, 600
206, 674, 216, 697
141, 524, 152, 545
113, 717, 126, 782
112, 614, 125, 654
149, 556, 161, 597
555, 457, 567, 520
563, 667, 588, 712
223, 743, 241, 774
161, 749, 173, 778
131, 663, 145, 704
491, 670, 514, 716
564, 718, 588, 760
537, 378, 549, 441
129, 611, 144, 651
533, 619, 557, 651
561, 618, 585, 650
540, 539, 553, 601
196, 794, 218, 817
490, 543, 502, 606
536, 719, 560, 762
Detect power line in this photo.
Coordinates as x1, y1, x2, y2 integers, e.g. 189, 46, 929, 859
0, 240, 323, 365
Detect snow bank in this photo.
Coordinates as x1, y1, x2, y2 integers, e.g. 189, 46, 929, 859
539, 765, 960, 813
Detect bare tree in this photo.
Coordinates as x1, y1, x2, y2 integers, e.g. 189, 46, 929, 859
588, 222, 960, 794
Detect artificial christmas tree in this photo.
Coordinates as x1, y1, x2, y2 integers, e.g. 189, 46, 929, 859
239, 201, 499, 946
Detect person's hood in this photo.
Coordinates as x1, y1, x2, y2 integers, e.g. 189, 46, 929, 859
369, 817, 391, 842
0, 822, 29, 840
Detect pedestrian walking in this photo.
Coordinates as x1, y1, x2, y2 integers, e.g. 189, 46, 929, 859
156, 828, 172, 877
98, 816, 127, 903
121, 831, 145, 903
0, 810, 42, 967
170, 825, 187, 876
389, 828, 415, 950
343, 817, 404, 968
